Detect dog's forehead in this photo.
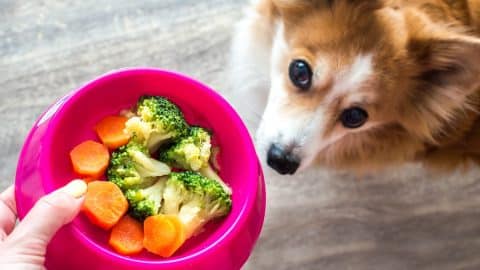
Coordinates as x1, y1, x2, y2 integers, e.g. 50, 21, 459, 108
314, 52, 378, 109
282, 3, 388, 54
328, 54, 374, 98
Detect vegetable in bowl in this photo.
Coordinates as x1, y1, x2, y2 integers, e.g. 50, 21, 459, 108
108, 140, 170, 191
125, 96, 189, 152
161, 171, 231, 239
125, 178, 166, 220
160, 126, 232, 194
127, 171, 232, 257
69, 95, 232, 258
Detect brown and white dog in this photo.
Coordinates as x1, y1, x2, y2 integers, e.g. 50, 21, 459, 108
230, 0, 480, 175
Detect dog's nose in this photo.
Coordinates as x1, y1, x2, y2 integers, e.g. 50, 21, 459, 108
267, 143, 301, 175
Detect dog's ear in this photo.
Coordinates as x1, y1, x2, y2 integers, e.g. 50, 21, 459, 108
409, 36, 480, 94
403, 35, 480, 143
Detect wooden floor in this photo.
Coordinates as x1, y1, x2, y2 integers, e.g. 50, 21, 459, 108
2, 1, 480, 269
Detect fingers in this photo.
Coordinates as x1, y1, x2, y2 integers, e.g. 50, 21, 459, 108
8, 180, 87, 247
0, 185, 17, 240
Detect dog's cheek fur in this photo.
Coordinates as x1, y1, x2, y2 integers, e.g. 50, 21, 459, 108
317, 125, 425, 173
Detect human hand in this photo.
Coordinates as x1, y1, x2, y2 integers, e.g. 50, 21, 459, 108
0, 180, 87, 270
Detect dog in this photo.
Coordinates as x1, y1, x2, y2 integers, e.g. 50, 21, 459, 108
230, 0, 480, 175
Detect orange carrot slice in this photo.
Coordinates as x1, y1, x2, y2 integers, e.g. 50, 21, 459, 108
143, 215, 186, 258
70, 140, 110, 178
82, 177, 96, 183
109, 215, 144, 255
82, 181, 128, 230
166, 215, 186, 256
95, 116, 130, 150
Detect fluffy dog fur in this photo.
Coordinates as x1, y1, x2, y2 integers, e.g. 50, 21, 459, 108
230, 0, 480, 174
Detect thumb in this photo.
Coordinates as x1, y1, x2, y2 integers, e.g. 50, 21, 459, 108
8, 180, 87, 248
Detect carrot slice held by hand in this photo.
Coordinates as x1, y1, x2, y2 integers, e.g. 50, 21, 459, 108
95, 116, 130, 150
70, 140, 110, 178
82, 181, 128, 230
143, 215, 186, 258
109, 215, 144, 255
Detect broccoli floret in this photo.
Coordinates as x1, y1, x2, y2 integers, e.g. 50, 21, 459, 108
125, 178, 166, 220
161, 171, 232, 238
108, 140, 171, 191
125, 96, 189, 152
198, 165, 232, 195
160, 127, 232, 194
159, 127, 211, 171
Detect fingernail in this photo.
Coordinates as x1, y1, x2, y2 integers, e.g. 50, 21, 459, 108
62, 180, 87, 198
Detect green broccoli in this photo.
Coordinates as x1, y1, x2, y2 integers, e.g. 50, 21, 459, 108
108, 140, 171, 191
159, 127, 211, 171
125, 96, 189, 152
161, 171, 232, 238
198, 165, 231, 195
160, 127, 231, 194
125, 178, 166, 220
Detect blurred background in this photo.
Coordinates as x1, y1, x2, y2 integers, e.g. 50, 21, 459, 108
2, 1, 480, 269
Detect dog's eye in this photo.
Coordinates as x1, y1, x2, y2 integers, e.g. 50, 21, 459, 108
340, 107, 368, 129
289, 59, 313, 90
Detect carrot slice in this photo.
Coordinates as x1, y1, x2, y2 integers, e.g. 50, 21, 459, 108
143, 215, 186, 258
95, 116, 130, 150
167, 215, 186, 256
82, 177, 96, 183
109, 215, 144, 255
70, 140, 110, 178
82, 181, 128, 230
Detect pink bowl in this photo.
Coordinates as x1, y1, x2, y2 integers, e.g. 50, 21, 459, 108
15, 68, 266, 270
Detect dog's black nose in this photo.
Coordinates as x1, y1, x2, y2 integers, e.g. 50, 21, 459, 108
267, 144, 301, 175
